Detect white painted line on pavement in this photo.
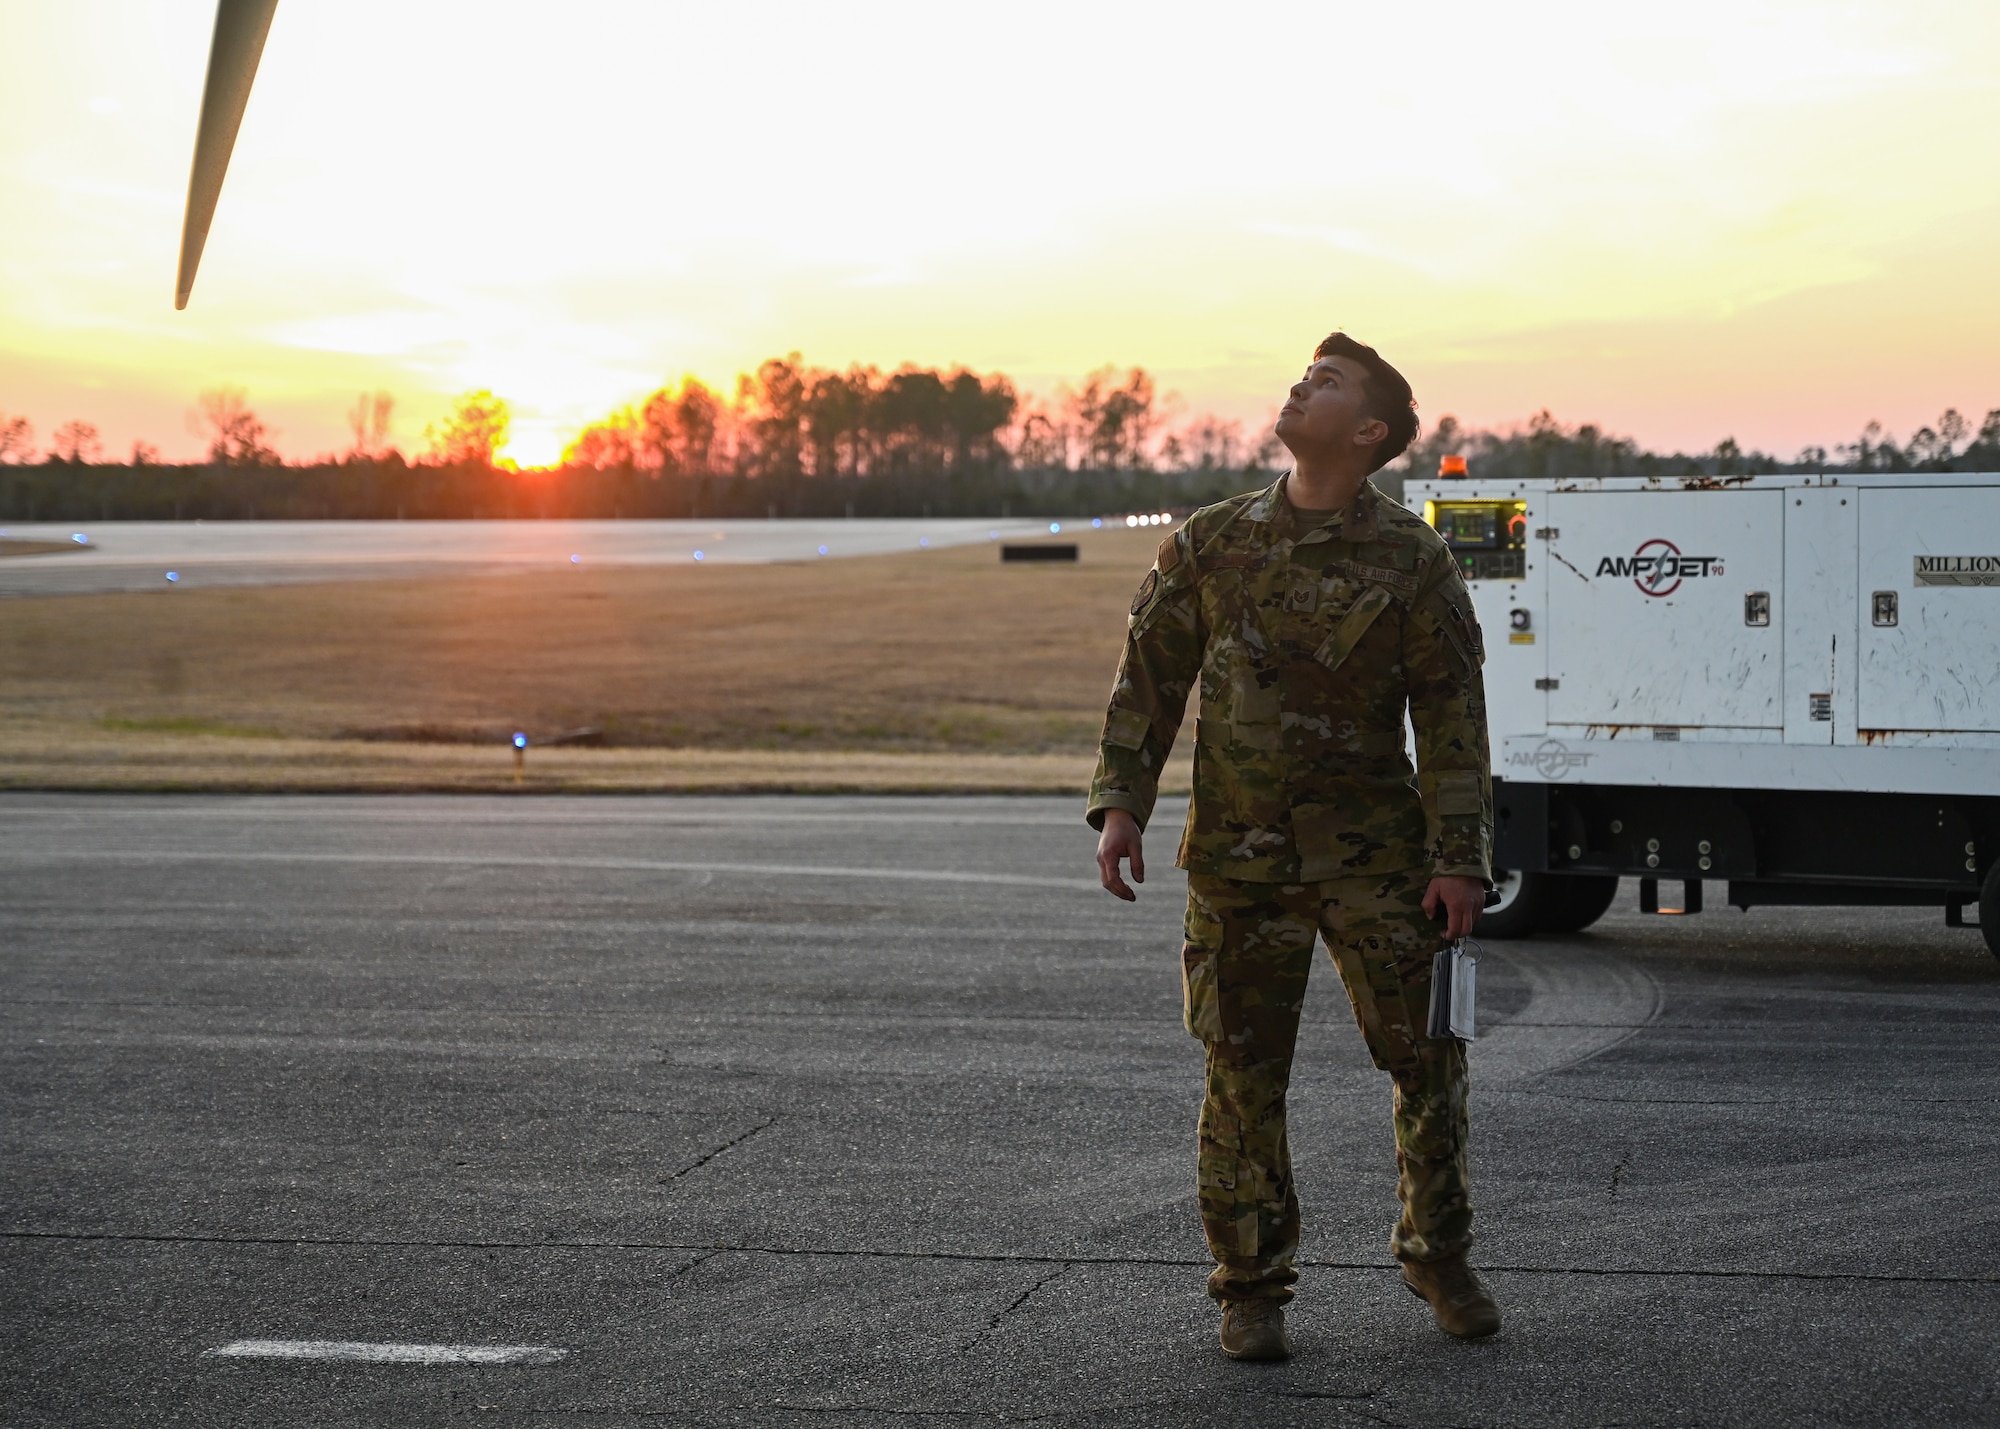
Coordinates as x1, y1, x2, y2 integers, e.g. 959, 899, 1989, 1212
204, 1339, 566, 1365
15, 848, 1106, 892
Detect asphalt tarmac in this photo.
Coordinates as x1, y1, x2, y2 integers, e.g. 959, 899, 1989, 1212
0, 518, 1066, 597
4, 794, 1996, 1427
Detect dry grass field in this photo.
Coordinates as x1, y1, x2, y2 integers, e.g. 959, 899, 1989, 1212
0, 527, 1195, 793
0, 539, 81, 559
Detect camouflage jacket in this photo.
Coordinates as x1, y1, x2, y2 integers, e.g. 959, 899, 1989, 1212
1086, 476, 1492, 884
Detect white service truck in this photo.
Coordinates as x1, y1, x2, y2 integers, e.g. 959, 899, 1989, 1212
1406, 470, 2000, 956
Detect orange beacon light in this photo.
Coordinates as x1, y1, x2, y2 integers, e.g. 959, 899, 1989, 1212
1439, 454, 1469, 477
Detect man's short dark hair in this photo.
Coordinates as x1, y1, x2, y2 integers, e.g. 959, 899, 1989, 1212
1313, 332, 1419, 472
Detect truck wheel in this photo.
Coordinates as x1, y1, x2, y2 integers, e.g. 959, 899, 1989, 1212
1982, 863, 2000, 961
1476, 869, 1548, 939
1540, 875, 1621, 934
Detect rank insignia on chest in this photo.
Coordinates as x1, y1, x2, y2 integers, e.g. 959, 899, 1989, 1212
1285, 577, 1318, 614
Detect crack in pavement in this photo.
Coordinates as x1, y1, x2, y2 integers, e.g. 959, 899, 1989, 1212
3, 1229, 1993, 1285
665, 1247, 722, 1282
955, 1262, 1074, 1355
525, 1404, 1041, 1423
743, 1407, 1025, 1421
987, 1263, 1072, 1330
660, 1116, 777, 1182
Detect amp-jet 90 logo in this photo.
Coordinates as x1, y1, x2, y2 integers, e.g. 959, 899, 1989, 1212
1595, 538, 1722, 597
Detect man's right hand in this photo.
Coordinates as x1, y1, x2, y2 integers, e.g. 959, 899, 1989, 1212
1095, 809, 1145, 901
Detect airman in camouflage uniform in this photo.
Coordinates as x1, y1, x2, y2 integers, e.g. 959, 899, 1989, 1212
1088, 335, 1498, 1355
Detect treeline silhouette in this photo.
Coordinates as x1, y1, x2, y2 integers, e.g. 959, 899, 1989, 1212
4, 357, 1996, 523
1400, 407, 2000, 485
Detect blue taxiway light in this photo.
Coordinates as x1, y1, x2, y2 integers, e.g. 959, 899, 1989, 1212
165, 572, 179, 582
692, 550, 704, 561
72, 533, 89, 543
1048, 522, 1062, 533
570, 554, 580, 564
512, 733, 528, 749
1092, 518, 1103, 528
919, 537, 929, 547
818, 545, 828, 555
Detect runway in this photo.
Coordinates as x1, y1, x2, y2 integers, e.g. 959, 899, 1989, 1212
3, 794, 1996, 1425
0, 517, 1068, 597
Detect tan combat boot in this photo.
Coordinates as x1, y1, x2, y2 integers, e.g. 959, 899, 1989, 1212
1218, 1299, 1292, 1361
1401, 1254, 1501, 1338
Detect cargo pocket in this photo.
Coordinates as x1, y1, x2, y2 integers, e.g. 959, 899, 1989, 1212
1197, 1106, 1240, 1195
1325, 931, 1425, 1074
1181, 940, 1223, 1043
1325, 938, 1398, 1072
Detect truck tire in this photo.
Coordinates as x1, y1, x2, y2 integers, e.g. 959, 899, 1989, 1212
1983, 863, 2000, 961
1476, 869, 1548, 939
1540, 875, 1621, 934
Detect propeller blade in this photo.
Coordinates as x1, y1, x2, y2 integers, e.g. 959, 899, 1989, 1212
175, 0, 281, 310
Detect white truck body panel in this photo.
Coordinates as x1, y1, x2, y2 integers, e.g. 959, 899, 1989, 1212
1781, 486, 1858, 747
1856, 486, 2000, 734
1544, 488, 1786, 732
1407, 472, 2000, 799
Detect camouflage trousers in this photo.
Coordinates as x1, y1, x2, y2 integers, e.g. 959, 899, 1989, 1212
1182, 867, 1472, 1304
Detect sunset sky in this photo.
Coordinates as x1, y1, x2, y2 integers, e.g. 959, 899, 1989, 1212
4, 0, 1998, 467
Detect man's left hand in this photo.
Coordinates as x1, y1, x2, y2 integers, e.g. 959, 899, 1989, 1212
1422, 875, 1486, 941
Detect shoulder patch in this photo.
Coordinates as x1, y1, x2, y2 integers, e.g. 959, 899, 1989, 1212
1129, 568, 1161, 615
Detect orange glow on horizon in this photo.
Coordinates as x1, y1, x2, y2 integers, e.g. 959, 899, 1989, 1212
3, 0, 1998, 469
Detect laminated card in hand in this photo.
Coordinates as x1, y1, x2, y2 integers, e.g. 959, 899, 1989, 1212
1427, 940, 1480, 1041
